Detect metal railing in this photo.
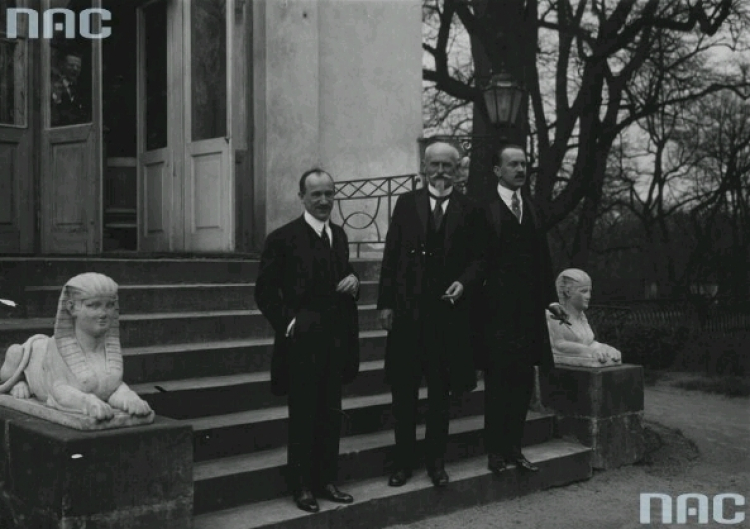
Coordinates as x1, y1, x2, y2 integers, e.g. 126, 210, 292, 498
332, 174, 420, 257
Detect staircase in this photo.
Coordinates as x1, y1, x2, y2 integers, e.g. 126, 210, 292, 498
0, 258, 592, 529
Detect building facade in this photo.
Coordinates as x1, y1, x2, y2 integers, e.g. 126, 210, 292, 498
0, 0, 422, 254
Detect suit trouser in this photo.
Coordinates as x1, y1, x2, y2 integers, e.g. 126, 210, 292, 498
287, 330, 343, 490
391, 357, 451, 471
483, 362, 535, 458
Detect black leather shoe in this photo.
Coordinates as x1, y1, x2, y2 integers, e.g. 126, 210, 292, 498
317, 483, 354, 504
428, 464, 449, 487
487, 454, 507, 476
388, 469, 412, 487
293, 488, 319, 513
511, 455, 539, 472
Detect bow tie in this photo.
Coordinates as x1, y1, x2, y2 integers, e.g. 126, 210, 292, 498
429, 192, 452, 202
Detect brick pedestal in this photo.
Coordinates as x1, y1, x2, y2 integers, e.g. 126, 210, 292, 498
541, 364, 645, 470
0, 408, 193, 529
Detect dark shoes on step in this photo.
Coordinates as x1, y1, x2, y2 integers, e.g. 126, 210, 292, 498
293, 488, 319, 513
488, 453, 539, 475
293, 484, 354, 513
427, 464, 449, 487
317, 483, 354, 504
388, 468, 412, 487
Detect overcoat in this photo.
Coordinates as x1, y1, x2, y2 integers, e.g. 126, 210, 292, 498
377, 188, 485, 394
472, 192, 558, 372
255, 216, 360, 396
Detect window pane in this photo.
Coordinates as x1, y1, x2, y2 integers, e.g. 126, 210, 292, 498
144, 0, 167, 150
191, 0, 226, 141
49, 0, 93, 127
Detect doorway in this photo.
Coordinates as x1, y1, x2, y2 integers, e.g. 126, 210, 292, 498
100, 0, 235, 253
102, 0, 137, 251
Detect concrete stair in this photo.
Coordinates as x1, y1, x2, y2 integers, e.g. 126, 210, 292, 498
0, 258, 592, 528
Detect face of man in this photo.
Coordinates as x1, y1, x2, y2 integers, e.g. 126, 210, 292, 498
299, 172, 335, 222
494, 147, 527, 191
423, 143, 459, 192
64, 55, 82, 80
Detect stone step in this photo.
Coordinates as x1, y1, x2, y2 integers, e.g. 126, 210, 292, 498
121, 332, 387, 385
23, 281, 380, 317
191, 412, 557, 513
193, 440, 591, 529
185, 382, 502, 463
0, 305, 381, 349
0, 258, 383, 287
132, 360, 389, 416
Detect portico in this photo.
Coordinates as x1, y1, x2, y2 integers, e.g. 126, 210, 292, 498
0, 0, 422, 254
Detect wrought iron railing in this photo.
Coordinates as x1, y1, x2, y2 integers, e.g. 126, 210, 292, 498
332, 174, 420, 257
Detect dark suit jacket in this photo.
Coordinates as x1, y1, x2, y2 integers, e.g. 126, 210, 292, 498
473, 192, 558, 371
377, 188, 485, 393
255, 216, 360, 396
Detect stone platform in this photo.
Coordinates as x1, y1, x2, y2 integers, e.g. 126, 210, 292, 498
541, 364, 645, 469
0, 407, 192, 529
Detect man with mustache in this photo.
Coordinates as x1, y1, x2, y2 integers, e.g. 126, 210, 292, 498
474, 144, 568, 476
255, 168, 360, 513
377, 142, 485, 488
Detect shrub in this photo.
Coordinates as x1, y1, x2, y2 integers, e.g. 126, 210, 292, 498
615, 323, 692, 370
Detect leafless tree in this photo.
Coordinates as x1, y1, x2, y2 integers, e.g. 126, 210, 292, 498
423, 0, 750, 266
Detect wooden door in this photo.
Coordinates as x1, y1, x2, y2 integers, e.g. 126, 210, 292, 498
137, 0, 180, 252
182, 0, 234, 251
40, 0, 103, 254
0, 1, 33, 253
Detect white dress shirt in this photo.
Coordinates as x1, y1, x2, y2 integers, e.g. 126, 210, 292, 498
303, 210, 332, 246
497, 184, 523, 223
428, 184, 452, 214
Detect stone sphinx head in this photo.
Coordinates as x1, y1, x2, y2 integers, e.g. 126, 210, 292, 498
556, 268, 592, 313
56, 272, 123, 380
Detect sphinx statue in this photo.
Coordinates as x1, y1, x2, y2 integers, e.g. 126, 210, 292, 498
546, 269, 622, 367
0, 273, 154, 429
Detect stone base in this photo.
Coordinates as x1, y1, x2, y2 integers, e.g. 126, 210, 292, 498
0, 395, 155, 430
541, 364, 645, 470
0, 407, 192, 529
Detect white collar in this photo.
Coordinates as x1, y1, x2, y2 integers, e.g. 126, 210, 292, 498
303, 210, 331, 236
497, 184, 520, 203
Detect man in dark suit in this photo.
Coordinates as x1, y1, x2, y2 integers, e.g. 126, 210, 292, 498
377, 142, 485, 488
475, 145, 568, 476
255, 168, 360, 513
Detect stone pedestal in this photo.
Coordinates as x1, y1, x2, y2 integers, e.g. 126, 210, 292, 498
541, 364, 645, 470
0, 408, 193, 529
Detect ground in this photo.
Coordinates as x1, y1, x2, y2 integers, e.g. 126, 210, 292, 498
386, 374, 750, 529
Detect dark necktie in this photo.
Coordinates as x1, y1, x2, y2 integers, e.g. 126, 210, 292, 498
511, 192, 521, 223
320, 227, 331, 248
430, 193, 449, 229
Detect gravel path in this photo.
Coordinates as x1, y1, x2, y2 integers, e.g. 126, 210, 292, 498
385, 378, 750, 529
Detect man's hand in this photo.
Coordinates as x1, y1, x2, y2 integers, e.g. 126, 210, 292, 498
441, 281, 464, 305
336, 274, 359, 297
548, 303, 570, 326
379, 309, 394, 331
